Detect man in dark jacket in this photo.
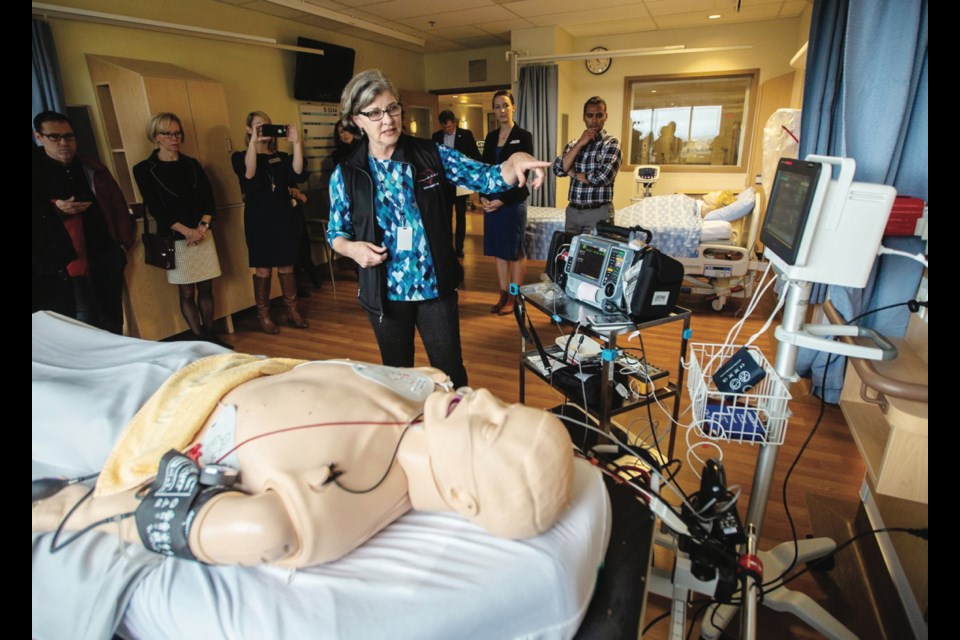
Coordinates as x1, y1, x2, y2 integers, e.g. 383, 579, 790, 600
32, 111, 135, 334
431, 110, 480, 257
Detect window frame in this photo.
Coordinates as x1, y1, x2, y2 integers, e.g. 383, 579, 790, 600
621, 69, 760, 174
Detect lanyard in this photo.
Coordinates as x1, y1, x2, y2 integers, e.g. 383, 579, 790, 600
371, 157, 407, 227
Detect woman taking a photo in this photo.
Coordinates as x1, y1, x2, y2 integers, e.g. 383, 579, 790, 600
480, 90, 534, 316
327, 69, 549, 388
133, 112, 230, 348
231, 111, 308, 334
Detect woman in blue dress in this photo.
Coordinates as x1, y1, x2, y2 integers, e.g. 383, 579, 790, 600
231, 111, 308, 334
480, 90, 534, 316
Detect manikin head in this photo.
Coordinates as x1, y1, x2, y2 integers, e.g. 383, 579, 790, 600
420, 387, 575, 538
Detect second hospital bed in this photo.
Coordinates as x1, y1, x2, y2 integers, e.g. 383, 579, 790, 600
525, 188, 763, 310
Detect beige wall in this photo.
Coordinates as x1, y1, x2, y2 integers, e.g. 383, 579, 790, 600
44, 0, 426, 182
513, 19, 807, 208
424, 45, 511, 91
43, 1, 807, 209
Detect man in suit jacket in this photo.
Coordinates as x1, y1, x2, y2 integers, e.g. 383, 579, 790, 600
432, 110, 480, 258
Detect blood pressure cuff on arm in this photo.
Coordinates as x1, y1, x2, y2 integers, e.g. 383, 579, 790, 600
134, 449, 239, 562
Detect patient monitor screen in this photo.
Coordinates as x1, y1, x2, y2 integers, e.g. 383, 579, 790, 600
760, 159, 823, 265
571, 241, 606, 282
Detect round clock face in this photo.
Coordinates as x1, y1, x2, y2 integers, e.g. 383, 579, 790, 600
586, 47, 611, 75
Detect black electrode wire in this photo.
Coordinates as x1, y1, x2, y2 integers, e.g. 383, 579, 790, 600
686, 599, 713, 640
48, 484, 136, 554
562, 407, 698, 515
564, 418, 708, 532
767, 299, 919, 586
641, 609, 672, 635
632, 329, 693, 505
573, 449, 696, 537
762, 526, 927, 594
332, 416, 421, 494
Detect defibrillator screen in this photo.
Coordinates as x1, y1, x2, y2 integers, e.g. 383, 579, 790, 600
571, 241, 606, 282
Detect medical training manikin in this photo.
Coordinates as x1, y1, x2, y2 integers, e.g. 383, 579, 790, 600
32, 357, 575, 567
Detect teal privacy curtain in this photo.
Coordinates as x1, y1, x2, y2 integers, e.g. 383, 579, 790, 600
32, 18, 66, 132
795, 0, 928, 402
517, 64, 558, 207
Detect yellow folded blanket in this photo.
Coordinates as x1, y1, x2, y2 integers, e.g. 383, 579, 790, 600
95, 353, 305, 496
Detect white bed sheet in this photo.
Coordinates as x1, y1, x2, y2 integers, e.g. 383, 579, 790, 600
32, 311, 612, 640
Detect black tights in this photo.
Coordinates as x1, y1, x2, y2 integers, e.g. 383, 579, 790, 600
177, 280, 215, 335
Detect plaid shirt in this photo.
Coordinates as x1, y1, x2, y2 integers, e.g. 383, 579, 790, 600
552, 130, 622, 206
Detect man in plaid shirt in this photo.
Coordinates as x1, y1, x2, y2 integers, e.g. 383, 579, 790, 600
552, 96, 622, 233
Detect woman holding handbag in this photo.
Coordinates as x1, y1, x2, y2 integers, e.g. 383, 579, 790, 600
133, 112, 231, 349
231, 111, 308, 334
480, 90, 533, 316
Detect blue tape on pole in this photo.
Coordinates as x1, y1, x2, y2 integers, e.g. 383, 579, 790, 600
601, 349, 617, 361
509, 282, 519, 295
683, 328, 692, 339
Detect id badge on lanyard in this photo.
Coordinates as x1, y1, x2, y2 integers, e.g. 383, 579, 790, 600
376, 159, 412, 252
397, 225, 413, 251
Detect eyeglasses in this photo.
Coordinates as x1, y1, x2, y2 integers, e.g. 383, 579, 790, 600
157, 130, 184, 138
357, 103, 402, 122
38, 132, 76, 142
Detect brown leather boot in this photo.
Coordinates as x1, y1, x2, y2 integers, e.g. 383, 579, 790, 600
253, 275, 280, 334
279, 271, 309, 328
490, 290, 508, 313
497, 294, 516, 316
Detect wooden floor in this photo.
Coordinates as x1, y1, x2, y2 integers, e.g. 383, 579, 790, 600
216, 234, 888, 639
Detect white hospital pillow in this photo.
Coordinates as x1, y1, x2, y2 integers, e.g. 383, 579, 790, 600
701, 220, 733, 241
703, 195, 754, 222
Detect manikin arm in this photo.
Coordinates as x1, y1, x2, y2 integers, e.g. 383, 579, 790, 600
33, 482, 299, 565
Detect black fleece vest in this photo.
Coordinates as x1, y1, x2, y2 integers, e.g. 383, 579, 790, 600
340, 135, 463, 316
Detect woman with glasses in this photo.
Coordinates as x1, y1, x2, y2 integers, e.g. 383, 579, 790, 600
328, 69, 550, 388
480, 90, 534, 316
133, 112, 231, 348
231, 111, 308, 334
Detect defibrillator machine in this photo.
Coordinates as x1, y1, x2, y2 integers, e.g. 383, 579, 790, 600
563, 234, 637, 308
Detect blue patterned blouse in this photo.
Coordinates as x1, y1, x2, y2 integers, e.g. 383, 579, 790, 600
328, 144, 511, 301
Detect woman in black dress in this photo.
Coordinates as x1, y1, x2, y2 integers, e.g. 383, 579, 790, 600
480, 90, 533, 316
232, 111, 308, 334
133, 112, 230, 348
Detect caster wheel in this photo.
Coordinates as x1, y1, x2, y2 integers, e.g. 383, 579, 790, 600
711, 296, 727, 312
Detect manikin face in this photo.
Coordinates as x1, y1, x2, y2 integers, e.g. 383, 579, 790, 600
582, 103, 608, 132
352, 91, 402, 155
441, 120, 457, 135
422, 387, 574, 538
35, 120, 77, 166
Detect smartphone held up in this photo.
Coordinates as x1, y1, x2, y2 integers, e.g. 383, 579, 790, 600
260, 124, 289, 138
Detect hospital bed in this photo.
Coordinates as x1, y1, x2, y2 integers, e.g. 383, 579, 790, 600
525, 188, 763, 311
31, 311, 647, 640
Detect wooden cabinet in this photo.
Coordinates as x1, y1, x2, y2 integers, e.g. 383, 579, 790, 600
86, 55, 240, 209
831, 303, 928, 634
86, 55, 264, 340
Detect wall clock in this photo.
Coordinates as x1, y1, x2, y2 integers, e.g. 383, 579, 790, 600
585, 47, 611, 75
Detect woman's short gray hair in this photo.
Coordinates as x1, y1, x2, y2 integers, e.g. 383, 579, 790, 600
340, 69, 399, 129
